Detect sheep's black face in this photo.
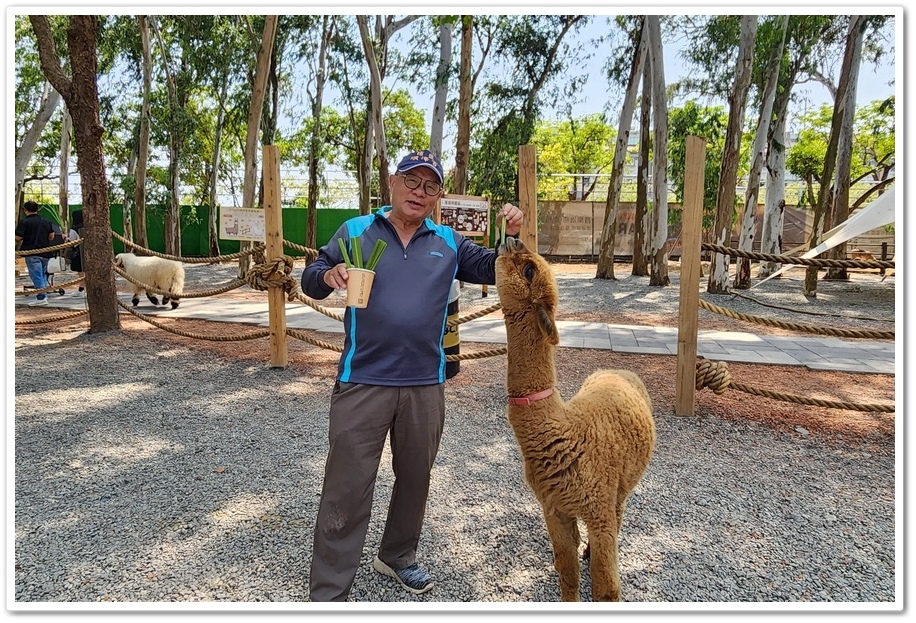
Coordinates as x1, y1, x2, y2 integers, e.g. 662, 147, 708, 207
495, 237, 559, 319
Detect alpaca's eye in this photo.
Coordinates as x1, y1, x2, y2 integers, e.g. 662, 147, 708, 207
523, 263, 536, 282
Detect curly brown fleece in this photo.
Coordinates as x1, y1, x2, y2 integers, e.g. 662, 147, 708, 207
495, 237, 656, 602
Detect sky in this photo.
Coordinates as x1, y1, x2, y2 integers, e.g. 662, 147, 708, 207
397, 11, 898, 163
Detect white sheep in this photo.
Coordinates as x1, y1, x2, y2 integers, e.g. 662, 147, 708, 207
495, 237, 656, 602
114, 252, 185, 309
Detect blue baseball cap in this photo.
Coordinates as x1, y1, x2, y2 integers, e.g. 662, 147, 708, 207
396, 149, 444, 184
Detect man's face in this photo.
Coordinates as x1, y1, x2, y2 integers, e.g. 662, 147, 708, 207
389, 167, 442, 222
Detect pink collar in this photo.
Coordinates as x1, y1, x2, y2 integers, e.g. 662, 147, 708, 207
508, 388, 554, 406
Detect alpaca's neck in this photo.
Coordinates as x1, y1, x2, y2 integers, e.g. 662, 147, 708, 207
504, 320, 557, 396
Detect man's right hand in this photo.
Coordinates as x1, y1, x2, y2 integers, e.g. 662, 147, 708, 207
323, 263, 350, 290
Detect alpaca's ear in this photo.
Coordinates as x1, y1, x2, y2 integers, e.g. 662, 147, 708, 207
534, 301, 559, 345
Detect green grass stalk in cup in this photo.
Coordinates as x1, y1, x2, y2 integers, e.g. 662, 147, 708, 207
337, 237, 353, 268
365, 239, 388, 271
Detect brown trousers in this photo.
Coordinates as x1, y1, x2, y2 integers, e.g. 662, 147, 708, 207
308, 381, 445, 601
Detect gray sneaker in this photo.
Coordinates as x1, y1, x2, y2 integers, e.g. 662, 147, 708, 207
372, 556, 434, 595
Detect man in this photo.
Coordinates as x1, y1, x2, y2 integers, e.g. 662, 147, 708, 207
14, 200, 57, 306
301, 149, 523, 601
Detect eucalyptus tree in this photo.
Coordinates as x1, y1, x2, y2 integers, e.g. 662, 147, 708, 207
704, 15, 757, 294
239, 15, 278, 276
430, 17, 455, 157
30, 15, 120, 332
633, 55, 652, 277
594, 16, 645, 281
356, 14, 420, 207
469, 14, 589, 202
295, 14, 334, 249
733, 15, 789, 289
645, 15, 670, 287
802, 16, 868, 297
453, 15, 495, 195
13, 15, 62, 218
757, 15, 848, 278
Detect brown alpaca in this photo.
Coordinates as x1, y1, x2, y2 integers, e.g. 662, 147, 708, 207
495, 237, 656, 602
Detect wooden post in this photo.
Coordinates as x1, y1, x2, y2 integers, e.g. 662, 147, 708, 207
675, 136, 706, 416
518, 144, 538, 251
263, 145, 287, 369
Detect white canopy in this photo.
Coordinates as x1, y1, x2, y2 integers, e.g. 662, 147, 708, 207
753, 186, 896, 287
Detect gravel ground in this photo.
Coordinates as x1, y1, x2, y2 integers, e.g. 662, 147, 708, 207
11, 259, 899, 614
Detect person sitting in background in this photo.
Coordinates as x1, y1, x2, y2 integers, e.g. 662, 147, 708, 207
14, 200, 56, 307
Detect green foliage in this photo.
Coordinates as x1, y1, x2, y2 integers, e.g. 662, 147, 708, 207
531, 114, 616, 200
667, 102, 727, 227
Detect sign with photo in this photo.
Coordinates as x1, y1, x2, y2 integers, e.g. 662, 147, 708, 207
219, 207, 265, 241
438, 194, 490, 238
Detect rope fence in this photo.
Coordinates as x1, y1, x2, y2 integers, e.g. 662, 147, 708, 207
672, 142, 894, 415
16, 152, 894, 417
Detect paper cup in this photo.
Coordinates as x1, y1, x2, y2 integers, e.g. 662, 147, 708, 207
346, 268, 376, 308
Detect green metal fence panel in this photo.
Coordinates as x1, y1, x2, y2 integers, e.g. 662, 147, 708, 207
46, 204, 362, 257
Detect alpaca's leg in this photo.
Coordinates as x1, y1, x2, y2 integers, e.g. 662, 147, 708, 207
586, 522, 621, 601
542, 509, 580, 601
146, 291, 160, 305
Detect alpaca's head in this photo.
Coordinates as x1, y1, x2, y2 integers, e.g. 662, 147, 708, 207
495, 237, 559, 345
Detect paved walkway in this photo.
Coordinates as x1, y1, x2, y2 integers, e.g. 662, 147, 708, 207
16, 292, 896, 375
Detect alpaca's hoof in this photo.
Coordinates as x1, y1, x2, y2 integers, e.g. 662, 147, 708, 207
131, 298, 140, 307
170, 301, 179, 309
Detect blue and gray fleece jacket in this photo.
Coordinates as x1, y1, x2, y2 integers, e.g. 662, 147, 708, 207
301, 206, 497, 386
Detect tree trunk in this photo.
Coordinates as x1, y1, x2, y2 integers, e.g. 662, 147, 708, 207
14, 81, 60, 220
307, 15, 332, 249
239, 15, 278, 277
58, 104, 72, 228
454, 16, 473, 195
757, 113, 788, 278
734, 15, 788, 289
430, 22, 452, 158
707, 15, 757, 294
596, 19, 646, 280
824, 18, 864, 282
357, 16, 390, 207
133, 15, 151, 249
207, 78, 227, 256
632, 55, 652, 277
646, 15, 669, 287
31, 15, 119, 332
804, 16, 864, 297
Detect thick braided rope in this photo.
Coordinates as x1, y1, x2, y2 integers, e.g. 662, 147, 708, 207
286, 328, 343, 352
447, 302, 503, 327
445, 346, 507, 361
15, 238, 80, 257
698, 299, 894, 340
729, 289, 895, 323
702, 243, 895, 269
111, 230, 265, 263
281, 240, 319, 263
695, 359, 894, 413
290, 292, 345, 322
112, 264, 247, 298
116, 299, 270, 341
15, 309, 89, 324
16, 276, 85, 296
286, 326, 506, 361
245, 256, 302, 301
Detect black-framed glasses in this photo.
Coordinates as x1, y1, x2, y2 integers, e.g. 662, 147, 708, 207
397, 173, 442, 197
